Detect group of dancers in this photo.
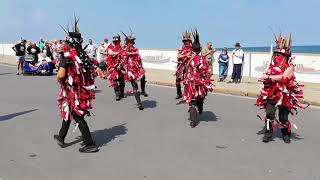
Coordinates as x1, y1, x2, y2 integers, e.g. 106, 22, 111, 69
53, 18, 307, 153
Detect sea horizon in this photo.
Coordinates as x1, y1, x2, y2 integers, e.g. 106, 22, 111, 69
140, 45, 320, 54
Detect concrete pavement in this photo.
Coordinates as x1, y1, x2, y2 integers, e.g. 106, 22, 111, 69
0, 64, 320, 180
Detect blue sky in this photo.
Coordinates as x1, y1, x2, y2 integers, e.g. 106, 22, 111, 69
0, 0, 318, 48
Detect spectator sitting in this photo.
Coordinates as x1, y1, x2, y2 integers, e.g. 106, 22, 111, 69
25, 53, 52, 75
42, 41, 53, 60
27, 42, 41, 63
218, 47, 230, 82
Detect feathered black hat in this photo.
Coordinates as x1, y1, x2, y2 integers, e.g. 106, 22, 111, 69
274, 33, 292, 56
113, 34, 121, 42
121, 29, 136, 44
191, 28, 201, 54
60, 16, 82, 40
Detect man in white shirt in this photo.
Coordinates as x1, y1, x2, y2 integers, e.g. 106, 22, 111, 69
229, 42, 244, 83
85, 39, 97, 59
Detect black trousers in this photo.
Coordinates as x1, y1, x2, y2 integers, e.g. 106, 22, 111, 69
192, 98, 204, 114
140, 75, 147, 93
176, 77, 182, 96
265, 101, 290, 135
231, 64, 242, 81
59, 112, 94, 146
114, 72, 125, 97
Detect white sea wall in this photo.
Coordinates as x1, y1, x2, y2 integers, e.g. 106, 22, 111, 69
1, 44, 320, 83
140, 49, 320, 83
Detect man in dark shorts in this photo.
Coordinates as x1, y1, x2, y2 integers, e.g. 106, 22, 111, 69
12, 40, 26, 75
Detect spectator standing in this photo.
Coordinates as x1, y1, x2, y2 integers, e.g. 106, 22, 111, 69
12, 40, 27, 75
218, 47, 229, 82
84, 38, 97, 59
39, 37, 45, 51
202, 42, 216, 77
229, 42, 244, 83
97, 38, 109, 63
27, 42, 41, 62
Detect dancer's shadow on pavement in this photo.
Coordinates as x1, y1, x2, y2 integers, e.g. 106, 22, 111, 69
0, 109, 38, 122
94, 89, 102, 94
0, 72, 14, 76
199, 111, 218, 122
256, 126, 303, 141
73, 124, 128, 148
91, 123, 128, 147
142, 100, 157, 109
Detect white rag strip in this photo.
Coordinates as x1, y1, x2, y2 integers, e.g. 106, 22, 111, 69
75, 56, 82, 64
83, 84, 95, 90
275, 93, 283, 107
72, 123, 79, 133
64, 52, 70, 57
266, 119, 270, 130
68, 76, 73, 85
75, 62, 80, 74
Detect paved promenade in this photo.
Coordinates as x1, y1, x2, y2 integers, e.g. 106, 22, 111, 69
0, 64, 320, 180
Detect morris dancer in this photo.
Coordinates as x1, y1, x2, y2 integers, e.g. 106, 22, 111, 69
175, 31, 192, 99
122, 32, 144, 110
182, 29, 214, 128
54, 18, 98, 153
106, 35, 126, 101
256, 33, 307, 143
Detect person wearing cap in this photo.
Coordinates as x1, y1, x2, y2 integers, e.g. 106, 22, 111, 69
12, 39, 26, 75
175, 31, 193, 99
229, 42, 244, 83
256, 33, 307, 144
181, 29, 214, 128
54, 18, 98, 153
202, 42, 216, 77
106, 35, 126, 101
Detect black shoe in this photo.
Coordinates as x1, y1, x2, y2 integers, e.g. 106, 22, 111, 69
79, 144, 99, 153
227, 80, 234, 84
138, 104, 144, 110
262, 131, 273, 143
283, 135, 291, 144
116, 96, 121, 101
141, 92, 149, 97
54, 134, 66, 148
190, 121, 199, 128
175, 94, 182, 99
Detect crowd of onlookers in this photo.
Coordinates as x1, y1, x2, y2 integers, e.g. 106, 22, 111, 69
12, 37, 245, 83
12, 38, 65, 75
202, 42, 244, 83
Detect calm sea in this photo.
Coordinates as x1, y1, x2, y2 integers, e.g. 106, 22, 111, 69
217, 45, 320, 54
